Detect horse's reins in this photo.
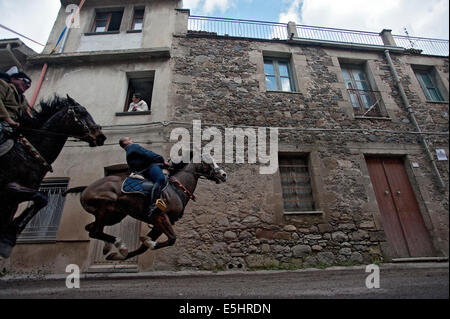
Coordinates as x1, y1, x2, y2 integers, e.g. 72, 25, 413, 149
170, 176, 196, 201
17, 107, 93, 141
8, 106, 94, 173
169, 164, 222, 203
18, 126, 90, 141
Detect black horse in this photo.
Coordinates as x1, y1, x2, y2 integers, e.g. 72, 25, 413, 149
0, 95, 106, 259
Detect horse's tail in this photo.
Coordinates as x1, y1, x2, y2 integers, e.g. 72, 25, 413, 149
63, 186, 87, 197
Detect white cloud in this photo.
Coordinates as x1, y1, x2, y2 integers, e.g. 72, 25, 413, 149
299, 0, 449, 39
182, 0, 203, 11
279, 0, 302, 24
0, 0, 61, 53
183, 0, 236, 15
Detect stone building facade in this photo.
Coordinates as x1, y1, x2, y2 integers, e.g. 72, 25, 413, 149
1, 0, 448, 274
163, 30, 449, 270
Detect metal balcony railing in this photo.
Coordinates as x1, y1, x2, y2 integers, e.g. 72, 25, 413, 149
295, 25, 384, 46
392, 35, 449, 56
346, 89, 384, 118
188, 16, 289, 40
187, 16, 449, 57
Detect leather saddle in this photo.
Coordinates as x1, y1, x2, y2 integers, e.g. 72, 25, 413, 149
121, 173, 167, 204
122, 173, 154, 197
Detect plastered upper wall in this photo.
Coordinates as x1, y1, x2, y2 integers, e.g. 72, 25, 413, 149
44, 0, 182, 54
24, 58, 170, 127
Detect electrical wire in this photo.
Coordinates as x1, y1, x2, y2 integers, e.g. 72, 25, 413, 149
64, 120, 448, 147
0, 24, 46, 47
98, 120, 449, 135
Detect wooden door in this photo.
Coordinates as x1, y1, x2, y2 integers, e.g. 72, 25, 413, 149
366, 157, 435, 257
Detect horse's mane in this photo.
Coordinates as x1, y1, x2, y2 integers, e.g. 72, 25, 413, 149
169, 161, 189, 175
20, 95, 70, 128
169, 150, 196, 172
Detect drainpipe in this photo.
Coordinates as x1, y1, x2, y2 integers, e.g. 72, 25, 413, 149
384, 49, 446, 190
29, 63, 48, 108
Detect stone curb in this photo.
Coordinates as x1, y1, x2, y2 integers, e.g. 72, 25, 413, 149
0, 262, 447, 282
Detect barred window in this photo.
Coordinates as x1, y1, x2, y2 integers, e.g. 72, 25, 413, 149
17, 179, 69, 243
279, 155, 315, 212
341, 64, 382, 117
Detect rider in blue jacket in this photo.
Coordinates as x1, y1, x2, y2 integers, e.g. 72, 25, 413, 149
119, 137, 168, 218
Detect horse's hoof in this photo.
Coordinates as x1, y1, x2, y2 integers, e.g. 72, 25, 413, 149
114, 238, 128, 256
0, 241, 13, 259
103, 242, 113, 255
140, 236, 157, 250
105, 252, 125, 261
119, 247, 128, 257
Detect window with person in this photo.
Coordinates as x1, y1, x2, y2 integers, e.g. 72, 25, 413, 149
123, 73, 154, 113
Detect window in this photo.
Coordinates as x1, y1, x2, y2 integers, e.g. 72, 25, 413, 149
17, 179, 69, 243
123, 72, 154, 113
264, 58, 295, 92
341, 64, 381, 116
91, 9, 124, 32
414, 69, 445, 102
279, 155, 315, 212
131, 8, 145, 31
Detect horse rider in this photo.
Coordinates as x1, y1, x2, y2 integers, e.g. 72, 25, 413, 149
0, 66, 32, 145
119, 137, 169, 219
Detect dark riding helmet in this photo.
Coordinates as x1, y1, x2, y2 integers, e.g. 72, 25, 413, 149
5, 66, 32, 85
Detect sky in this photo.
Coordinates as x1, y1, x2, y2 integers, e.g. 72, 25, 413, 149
0, 0, 448, 54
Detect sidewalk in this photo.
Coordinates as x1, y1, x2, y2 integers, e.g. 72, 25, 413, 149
1, 261, 448, 282
0, 261, 448, 299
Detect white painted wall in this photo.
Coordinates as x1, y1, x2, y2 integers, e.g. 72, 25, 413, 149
77, 32, 143, 52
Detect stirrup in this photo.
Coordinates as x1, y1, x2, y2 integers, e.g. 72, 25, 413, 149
156, 199, 167, 211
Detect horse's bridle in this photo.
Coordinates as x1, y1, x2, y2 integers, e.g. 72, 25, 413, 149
66, 105, 95, 141
18, 105, 95, 141
193, 163, 223, 181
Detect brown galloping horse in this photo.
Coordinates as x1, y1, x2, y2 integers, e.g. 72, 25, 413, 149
64, 154, 227, 260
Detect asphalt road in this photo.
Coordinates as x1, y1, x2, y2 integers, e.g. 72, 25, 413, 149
0, 263, 448, 299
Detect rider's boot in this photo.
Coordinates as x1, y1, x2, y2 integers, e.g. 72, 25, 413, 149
0, 122, 15, 155
147, 183, 167, 220
0, 122, 6, 144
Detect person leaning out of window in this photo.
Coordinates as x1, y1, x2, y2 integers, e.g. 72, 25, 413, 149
128, 93, 149, 112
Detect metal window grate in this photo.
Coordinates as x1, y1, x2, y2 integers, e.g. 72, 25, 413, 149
279, 156, 315, 212
17, 179, 69, 243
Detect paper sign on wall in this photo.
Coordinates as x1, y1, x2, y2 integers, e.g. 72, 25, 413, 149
436, 149, 448, 161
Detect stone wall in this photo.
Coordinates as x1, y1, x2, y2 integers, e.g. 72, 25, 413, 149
158, 34, 449, 271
